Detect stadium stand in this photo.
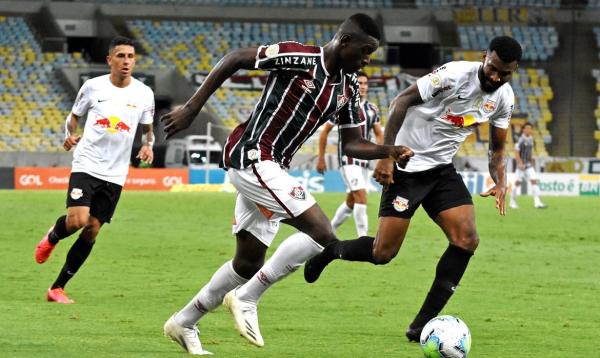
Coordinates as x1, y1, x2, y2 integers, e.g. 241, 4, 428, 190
588, 0, 600, 8
0, 16, 86, 152
78, 0, 393, 7
457, 25, 559, 62
416, 0, 560, 7
129, 19, 400, 128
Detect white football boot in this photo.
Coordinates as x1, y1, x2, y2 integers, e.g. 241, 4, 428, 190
164, 314, 213, 355
223, 289, 264, 347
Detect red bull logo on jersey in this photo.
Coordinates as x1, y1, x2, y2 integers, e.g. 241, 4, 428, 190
289, 186, 306, 200
483, 99, 496, 113
441, 109, 479, 128
393, 196, 409, 212
93, 115, 131, 134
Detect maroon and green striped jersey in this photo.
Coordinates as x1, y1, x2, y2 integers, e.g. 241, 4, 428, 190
221, 41, 363, 170
329, 100, 380, 168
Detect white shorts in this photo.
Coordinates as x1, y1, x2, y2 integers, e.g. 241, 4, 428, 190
228, 160, 317, 247
515, 167, 538, 182
340, 164, 370, 192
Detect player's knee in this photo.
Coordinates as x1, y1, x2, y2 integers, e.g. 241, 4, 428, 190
371, 246, 397, 265
232, 257, 263, 279
450, 232, 479, 252
66, 215, 87, 231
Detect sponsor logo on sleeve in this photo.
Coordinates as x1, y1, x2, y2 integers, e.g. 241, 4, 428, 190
430, 73, 442, 88
265, 44, 279, 58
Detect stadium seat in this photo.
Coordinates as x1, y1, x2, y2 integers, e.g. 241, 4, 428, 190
0, 16, 87, 152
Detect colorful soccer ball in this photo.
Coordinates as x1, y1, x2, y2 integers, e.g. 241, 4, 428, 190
419, 315, 471, 358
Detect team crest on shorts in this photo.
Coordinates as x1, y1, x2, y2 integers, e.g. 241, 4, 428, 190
392, 195, 409, 212
70, 188, 83, 200
289, 186, 306, 200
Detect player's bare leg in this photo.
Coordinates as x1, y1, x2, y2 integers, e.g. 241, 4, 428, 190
225, 204, 335, 346
407, 205, 478, 341
168, 230, 264, 352
304, 216, 410, 283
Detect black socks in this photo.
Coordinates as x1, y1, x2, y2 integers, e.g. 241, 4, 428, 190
410, 244, 474, 329
331, 236, 377, 263
51, 234, 95, 289
48, 215, 70, 245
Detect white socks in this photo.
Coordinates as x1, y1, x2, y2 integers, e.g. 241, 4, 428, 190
532, 183, 544, 206
175, 260, 247, 328
511, 184, 520, 203
353, 203, 368, 237
331, 203, 352, 230
331, 202, 368, 236
236, 232, 323, 304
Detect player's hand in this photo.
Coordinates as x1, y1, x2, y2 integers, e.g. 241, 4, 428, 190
388, 145, 414, 169
373, 158, 394, 186
63, 135, 81, 151
480, 185, 506, 216
161, 106, 197, 139
137, 145, 154, 165
316, 157, 327, 174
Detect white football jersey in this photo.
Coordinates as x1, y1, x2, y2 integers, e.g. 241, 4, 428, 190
71, 74, 154, 185
396, 61, 514, 172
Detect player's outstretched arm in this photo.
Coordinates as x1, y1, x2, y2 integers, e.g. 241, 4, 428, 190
316, 122, 334, 174
161, 47, 258, 138
480, 125, 508, 216
340, 127, 413, 166
372, 83, 422, 185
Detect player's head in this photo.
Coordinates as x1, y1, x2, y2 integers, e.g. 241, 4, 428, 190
522, 122, 534, 136
107, 36, 136, 79
356, 70, 369, 99
333, 13, 380, 73
479, 36, 522, 93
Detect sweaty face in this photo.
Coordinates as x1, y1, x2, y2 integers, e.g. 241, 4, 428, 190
479, 50, 517, 93
339, 34, 379, 73
107, 44, 136, 78
357, 75, 369, 99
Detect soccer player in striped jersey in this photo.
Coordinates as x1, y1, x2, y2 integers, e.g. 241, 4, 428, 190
316, 71, 383, 237
160, 14, 413, 353
305, 36, 522, 342
509, 122, 547, 209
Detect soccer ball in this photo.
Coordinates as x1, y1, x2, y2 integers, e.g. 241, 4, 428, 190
419, 315, 471, 358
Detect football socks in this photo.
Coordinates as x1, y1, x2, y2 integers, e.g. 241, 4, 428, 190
48, 215, 70, 245
51, 234, 95, 289
331, 202, 352, 230
175, 260, 247, 328
236, 232, 323, 303
409, 244, 473, 330
353, 203, 368, 237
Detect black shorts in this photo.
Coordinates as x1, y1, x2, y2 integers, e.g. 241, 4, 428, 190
66, 172, 123, 223
379, 164, 473, 219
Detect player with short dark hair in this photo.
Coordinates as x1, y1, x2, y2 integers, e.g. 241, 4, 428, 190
34, 36, 155, 304
509, 122, 547, 209
160, 13, 413, 354
316, 70, 383, 237
305, 35, 522, 342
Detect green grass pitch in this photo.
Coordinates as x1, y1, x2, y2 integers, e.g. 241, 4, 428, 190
1, 190, 599, 357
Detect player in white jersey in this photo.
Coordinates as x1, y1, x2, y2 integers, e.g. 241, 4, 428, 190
34, 37, 155, 304
509, 122, 547, 209
316, 71, 383, 237
305, 36, 522, 341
